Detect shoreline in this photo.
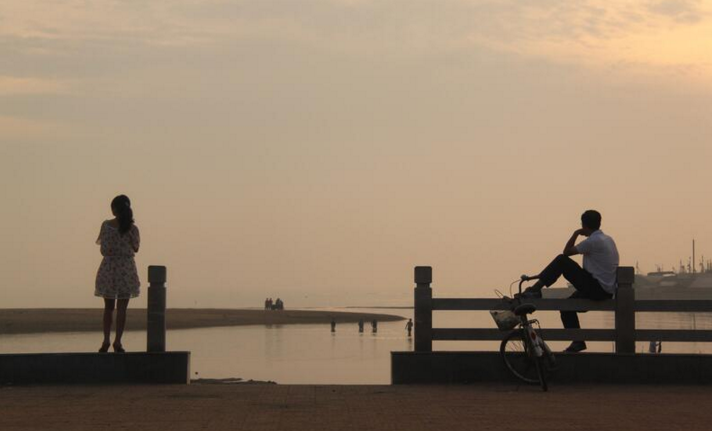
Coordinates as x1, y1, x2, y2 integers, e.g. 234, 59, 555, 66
0, 308, 405, 335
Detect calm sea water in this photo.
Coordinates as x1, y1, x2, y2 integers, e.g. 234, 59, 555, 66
2, 308, 712, 384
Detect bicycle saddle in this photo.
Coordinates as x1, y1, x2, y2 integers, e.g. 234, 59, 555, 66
513, 303, 537, 316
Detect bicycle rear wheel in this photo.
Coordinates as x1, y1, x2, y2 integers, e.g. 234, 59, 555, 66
500, 328, 544, 387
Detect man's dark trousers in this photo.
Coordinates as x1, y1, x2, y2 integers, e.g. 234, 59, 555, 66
538, 254, 612, 331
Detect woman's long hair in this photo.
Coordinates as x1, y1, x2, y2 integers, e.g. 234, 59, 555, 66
111, 195, 134, 235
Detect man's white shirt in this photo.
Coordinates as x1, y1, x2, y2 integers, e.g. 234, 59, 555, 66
575, 230, 620, 294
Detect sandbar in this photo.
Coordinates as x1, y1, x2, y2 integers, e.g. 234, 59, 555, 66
0, 308, 405, 335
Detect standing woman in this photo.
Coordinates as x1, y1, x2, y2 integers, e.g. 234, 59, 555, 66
95, 195, 141, 353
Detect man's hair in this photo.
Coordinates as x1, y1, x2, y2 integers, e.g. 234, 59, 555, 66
581, 210, 602, 231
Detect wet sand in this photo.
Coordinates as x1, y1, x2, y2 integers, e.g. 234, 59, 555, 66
0, 309, 404, 335
1, 383, 711, 431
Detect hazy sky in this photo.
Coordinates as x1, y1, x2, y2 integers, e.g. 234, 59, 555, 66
1, 0, 711, 308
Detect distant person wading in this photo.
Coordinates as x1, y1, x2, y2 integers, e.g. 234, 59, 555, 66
95, 195, 141, 353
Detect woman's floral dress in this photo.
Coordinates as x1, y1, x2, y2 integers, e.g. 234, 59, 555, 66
95, 221, 141, 299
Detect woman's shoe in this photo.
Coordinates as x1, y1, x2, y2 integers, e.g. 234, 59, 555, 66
98, 342, 111, 353
113, 343, 126, 353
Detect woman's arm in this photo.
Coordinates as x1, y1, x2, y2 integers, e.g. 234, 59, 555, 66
131, 225, 141, 252
95, 222, 104, 245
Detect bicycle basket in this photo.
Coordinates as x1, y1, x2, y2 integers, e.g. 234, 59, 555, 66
490, 309, 519, 331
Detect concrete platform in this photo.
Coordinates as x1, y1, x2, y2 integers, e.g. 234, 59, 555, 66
5, 384, 712, 431
0, 352, 190, 385
392, 351, 712, 384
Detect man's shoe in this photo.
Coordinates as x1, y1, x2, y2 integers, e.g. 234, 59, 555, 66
564, 341, 587, 353
515, 288, 542, 299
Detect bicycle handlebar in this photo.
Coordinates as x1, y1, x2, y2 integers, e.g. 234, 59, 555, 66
518, 274, 540, 295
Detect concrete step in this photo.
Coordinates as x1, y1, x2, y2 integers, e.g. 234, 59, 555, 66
0, 352, 190, 385
392, 351, 712, 384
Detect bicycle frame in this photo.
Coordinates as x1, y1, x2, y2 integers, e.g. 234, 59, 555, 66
516, 277, 551, 359
523, 320, 544, 357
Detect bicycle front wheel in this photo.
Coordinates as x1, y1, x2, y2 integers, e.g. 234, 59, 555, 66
535, 352, 547, 392
500, 328, 543, 386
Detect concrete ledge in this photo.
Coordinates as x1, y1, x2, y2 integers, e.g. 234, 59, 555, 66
0, 352, 191, 385
392, 351, 712, 385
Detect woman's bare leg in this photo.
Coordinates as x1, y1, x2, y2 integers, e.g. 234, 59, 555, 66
114, 299, 129, 350
101, 299, 115, 351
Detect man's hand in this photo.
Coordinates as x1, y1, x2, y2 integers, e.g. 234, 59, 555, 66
563, 229, 582, 256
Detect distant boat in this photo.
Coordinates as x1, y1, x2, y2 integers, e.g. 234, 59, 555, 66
562, 271, 712, 290
635, 271, 712, 289
634, 239, 712, 289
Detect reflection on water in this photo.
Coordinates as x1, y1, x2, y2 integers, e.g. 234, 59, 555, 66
2, 308, 712, 384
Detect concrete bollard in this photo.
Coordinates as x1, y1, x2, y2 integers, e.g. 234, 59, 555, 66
414, 266, 433, 353
147, 266, 167, 352
615, 266, 635, 354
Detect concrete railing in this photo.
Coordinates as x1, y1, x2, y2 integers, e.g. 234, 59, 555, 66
147, 265, 167, 352
413, 266, 712, 354
0, 265, 190, 385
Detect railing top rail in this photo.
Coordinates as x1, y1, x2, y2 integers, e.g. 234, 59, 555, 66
432, 328, 616, 341
432, 298, 614, 311
431, 328, 712, 342
431, 298, 712, 313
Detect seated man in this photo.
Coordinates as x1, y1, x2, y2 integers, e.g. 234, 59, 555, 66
520, 210, 619, 353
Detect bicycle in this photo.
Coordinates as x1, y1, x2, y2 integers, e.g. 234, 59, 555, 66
497, 275, 556, 392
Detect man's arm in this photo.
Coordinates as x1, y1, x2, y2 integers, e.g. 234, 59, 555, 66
563, 229, 584, 256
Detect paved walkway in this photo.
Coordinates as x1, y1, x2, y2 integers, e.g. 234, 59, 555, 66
1, 383, 711, 430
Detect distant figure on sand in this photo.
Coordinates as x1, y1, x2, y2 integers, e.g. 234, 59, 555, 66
358, 319, 364, 333
331, 318, 336, 332
95, 195, 140, 353
371, 320, 378, 333
519, 210, 619, 353
405, 318, 413, 337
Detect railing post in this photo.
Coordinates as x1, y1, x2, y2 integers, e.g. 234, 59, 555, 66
414, 266, 433, 352
615, 266, 635, 354
147, 265, 167, 352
